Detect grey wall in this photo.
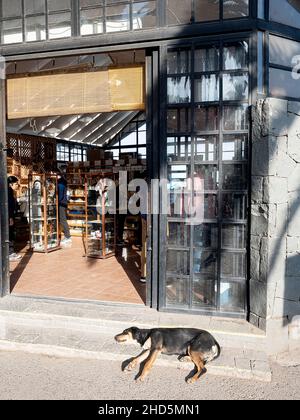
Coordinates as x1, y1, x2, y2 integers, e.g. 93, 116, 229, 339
250, 98, 300, 354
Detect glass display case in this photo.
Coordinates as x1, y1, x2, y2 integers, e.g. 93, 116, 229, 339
85, 173, 116, 259
29, 174, 60, 253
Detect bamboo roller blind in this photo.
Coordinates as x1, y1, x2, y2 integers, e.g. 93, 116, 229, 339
7, 66, 145, 119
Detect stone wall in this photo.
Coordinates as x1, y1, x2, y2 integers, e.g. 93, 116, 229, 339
250, 98, 300, 354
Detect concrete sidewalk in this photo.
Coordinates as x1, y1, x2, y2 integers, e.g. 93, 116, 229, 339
0, 295, 271, 382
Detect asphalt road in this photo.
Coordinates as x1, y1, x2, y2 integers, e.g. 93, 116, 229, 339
0, 350, 299, 401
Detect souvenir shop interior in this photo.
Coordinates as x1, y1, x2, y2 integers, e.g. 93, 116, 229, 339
6, 50, 148, 305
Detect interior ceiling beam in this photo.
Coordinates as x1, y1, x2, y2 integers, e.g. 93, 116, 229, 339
83, 112, 131, 145
59, 113, 98, 140
92, 112, 138, 146
72, 112, 117, 142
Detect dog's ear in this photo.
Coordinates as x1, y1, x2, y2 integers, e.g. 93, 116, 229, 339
130, 327, 141, 341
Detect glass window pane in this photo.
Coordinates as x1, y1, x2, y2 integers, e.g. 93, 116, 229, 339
167, 49, 191, 74
25, 16, 46, 42
269, 67, 300, 100
167, 108, 192, 133
223, 42, 248, 70
1, 0, 22, 18
222, 224, 247, 249
269, 35, 300, 67
221, 252, 246, 278
166, 0, 192, 25
48, 12, 71, 39
194, 164, 219, 190
194, 250, 217, 276
81, 8, 104, 35
270, 0, 300, 30
166, 276, 189, 308
222, 193, 247, 220
133, 1, 157, 30
258, 0, 265, 19
223, 73, 249, 101
167, 136, 192, 162
195, 136, 218, 162
24, 0, 46, 15
194, 223, 218, 248
220, 281, 245, 312
48, 0, 71, 12
106, 4, 130, 32
167, 77, 191, 104
222, 164, 247, 190
167, 222, 190, 247
195, 47, 219, 72
138, 130, 146, 145
167, 250, 190, 275
193, 278, 216, 309
195, 0, 220, 22
195, 75, 220, 102
1, 19, 23, 44
222, 134, 247, 161
195, 106, 219, 131
223, 0, 249, 18
223, 105, 249, 131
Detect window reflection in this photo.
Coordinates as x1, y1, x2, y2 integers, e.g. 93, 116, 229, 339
222, 134, 247, 161
167, 77, 191, 104
195, 47, 219, 72
223, 73, 249, 101
223, 0, 249, 18
223, 42, 248, 70
133, 1, 157, 30
195, 136, 218, 162
195, 75, 220, 102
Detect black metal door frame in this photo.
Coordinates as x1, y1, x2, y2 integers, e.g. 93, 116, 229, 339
0, 68, 9, 298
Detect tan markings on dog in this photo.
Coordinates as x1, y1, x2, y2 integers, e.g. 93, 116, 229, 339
137, 349, 162, 382
125, 349, 150, 372
143, 337, 152, 350
187, 346, 206, 384
116, 331, 133, 343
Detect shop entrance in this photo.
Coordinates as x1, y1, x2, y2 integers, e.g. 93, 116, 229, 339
5, 50, 151, 306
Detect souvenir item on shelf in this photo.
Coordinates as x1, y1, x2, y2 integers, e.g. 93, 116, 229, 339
28, 174, 60, 253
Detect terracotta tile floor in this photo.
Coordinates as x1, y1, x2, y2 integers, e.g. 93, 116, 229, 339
10, 238, 146, 305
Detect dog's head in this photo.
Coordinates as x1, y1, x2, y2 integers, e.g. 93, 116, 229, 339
114, 327, 142, 344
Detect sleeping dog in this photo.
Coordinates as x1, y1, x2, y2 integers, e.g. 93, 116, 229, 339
115, 327, 221, 384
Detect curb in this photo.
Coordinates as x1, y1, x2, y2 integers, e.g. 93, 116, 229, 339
0, 339, 272, 383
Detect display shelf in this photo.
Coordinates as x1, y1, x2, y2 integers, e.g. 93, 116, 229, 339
29, 174, 60, 253
67, 173, 87, 238
85, 173, 117, 259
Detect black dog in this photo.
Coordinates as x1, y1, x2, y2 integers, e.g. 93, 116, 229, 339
115, 327, 221, 383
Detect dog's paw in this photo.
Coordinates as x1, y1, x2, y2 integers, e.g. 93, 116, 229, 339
135, 376, 146, 383
179, 356, 192, 363
186, 377, 197, 385
124, 362, 136, 372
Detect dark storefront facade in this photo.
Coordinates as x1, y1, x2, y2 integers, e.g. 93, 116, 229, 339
0, 1, 300, 344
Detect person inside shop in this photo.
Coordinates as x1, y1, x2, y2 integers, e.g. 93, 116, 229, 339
57, 168, 72, 247
18, 186, 29, 223
8, 176, 22, 262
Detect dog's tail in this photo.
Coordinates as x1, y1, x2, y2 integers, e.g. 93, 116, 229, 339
205, 340, 221, 363
213, 341, 222, 361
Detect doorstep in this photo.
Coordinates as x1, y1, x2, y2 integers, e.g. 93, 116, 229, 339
0, 295, 271, 382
